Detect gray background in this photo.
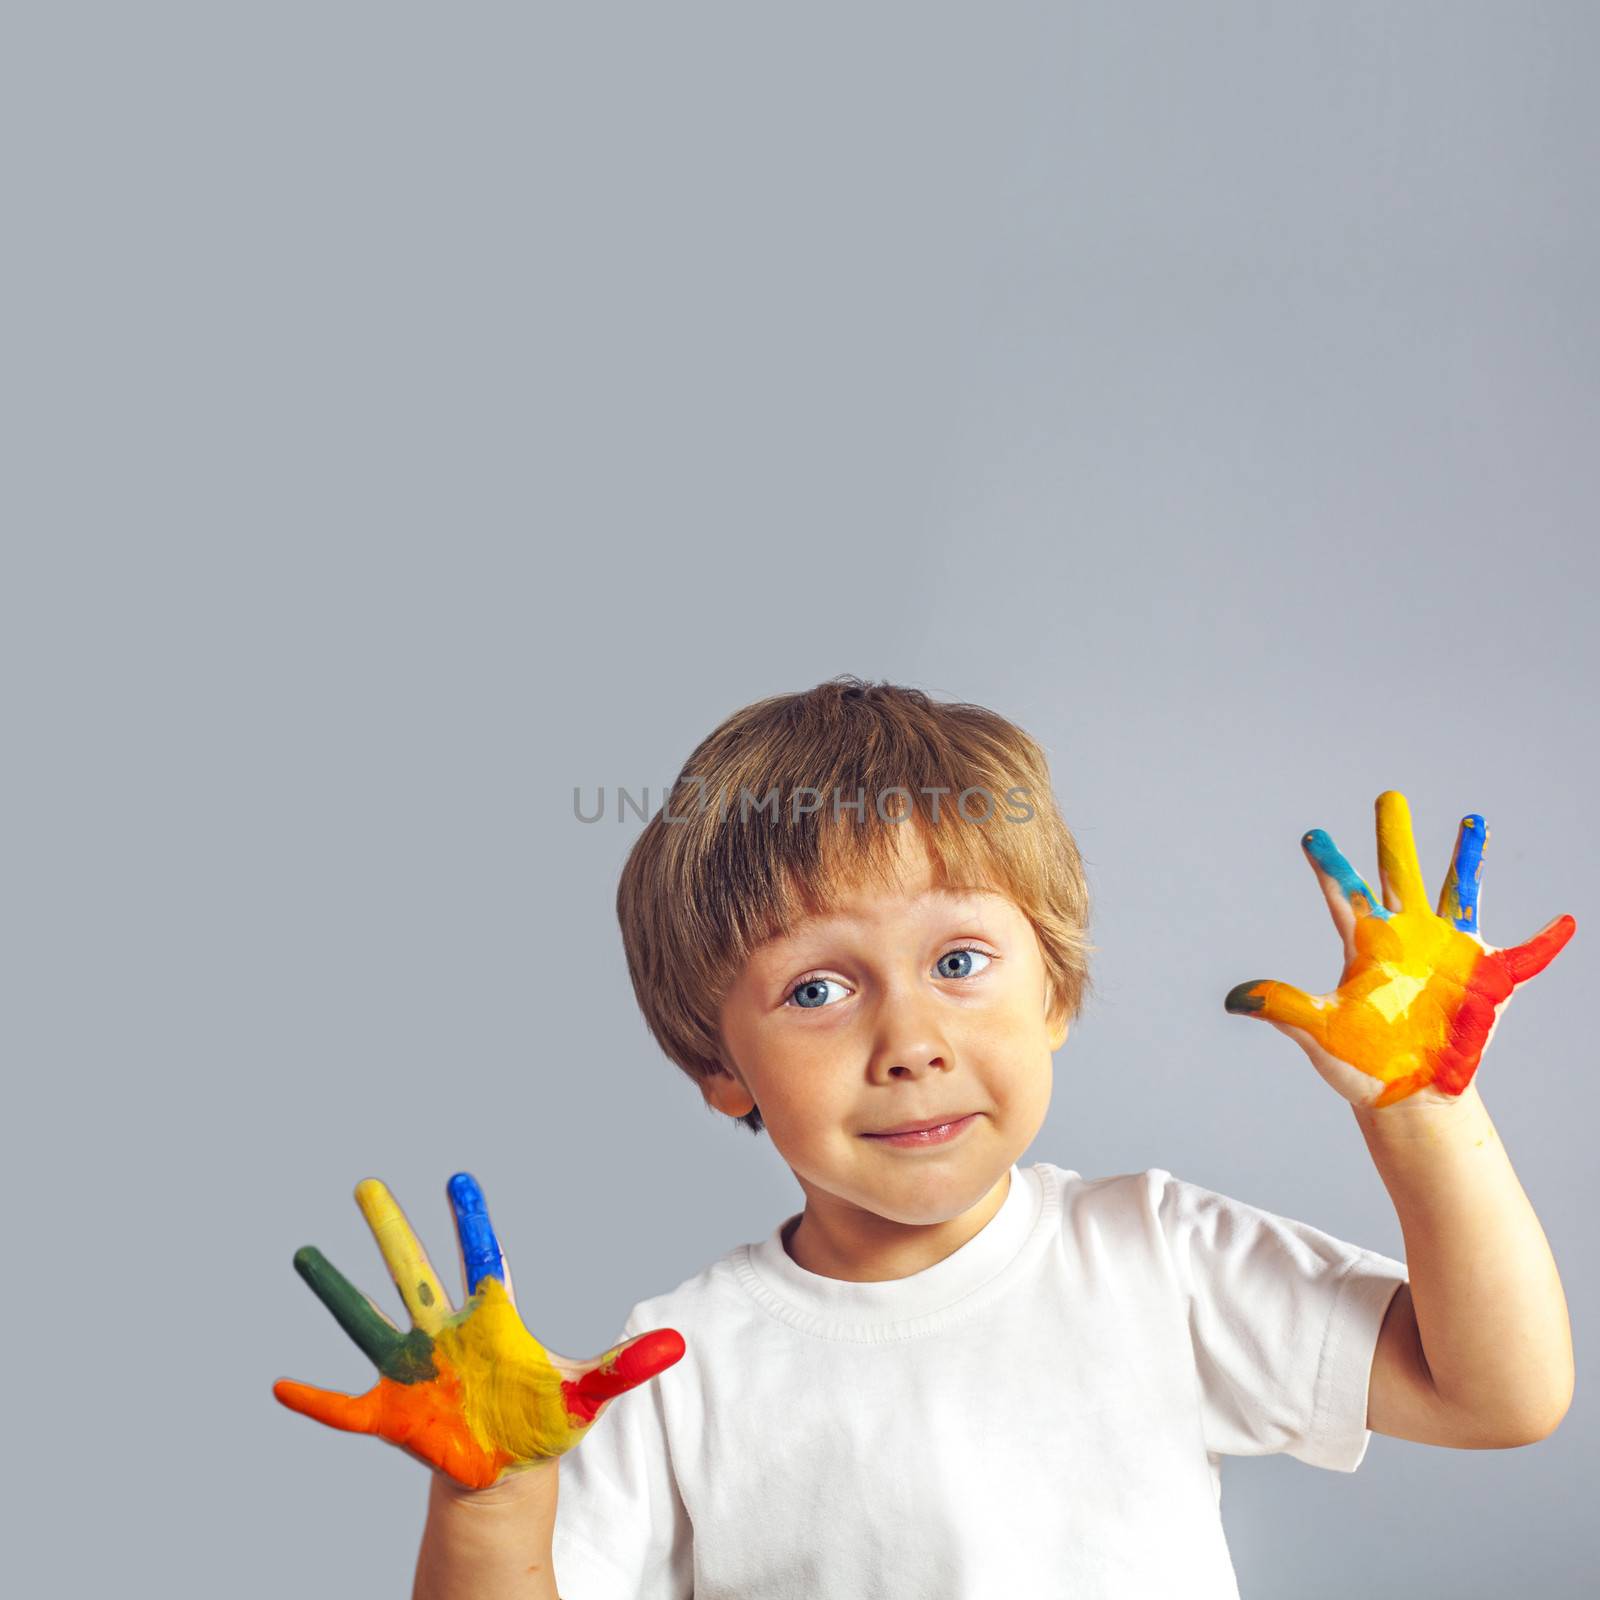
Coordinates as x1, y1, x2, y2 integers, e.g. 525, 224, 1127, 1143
5, 3, 1593, 1594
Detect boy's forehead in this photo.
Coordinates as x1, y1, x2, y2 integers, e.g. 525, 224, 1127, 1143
758, 876, 1012, 954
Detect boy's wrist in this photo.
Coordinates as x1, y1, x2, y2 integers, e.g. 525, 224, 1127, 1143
415, 1462, 562, 1600
429, 1458, 559, 1515
1351, 1080, 1487, 1145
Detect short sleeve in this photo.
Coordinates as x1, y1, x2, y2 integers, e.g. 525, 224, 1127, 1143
1154, 1172, 1408, 1472
550, 1304, 694, 1599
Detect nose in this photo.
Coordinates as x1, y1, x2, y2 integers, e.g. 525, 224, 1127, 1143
867, 984, 953, 1082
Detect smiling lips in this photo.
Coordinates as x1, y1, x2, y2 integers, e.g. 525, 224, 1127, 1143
864, 1113, 975, 1137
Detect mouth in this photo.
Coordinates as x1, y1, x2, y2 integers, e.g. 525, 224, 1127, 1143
862, 1112, 978, 1138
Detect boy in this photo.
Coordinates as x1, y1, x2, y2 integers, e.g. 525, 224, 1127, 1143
281, 676, 1576, 1598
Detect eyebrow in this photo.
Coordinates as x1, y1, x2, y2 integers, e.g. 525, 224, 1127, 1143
761, 887, 1003, 950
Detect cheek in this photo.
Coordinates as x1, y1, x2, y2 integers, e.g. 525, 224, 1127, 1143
758, 1060, 856, 1143
970, 990, 1053, 1050
765, 1071, 842, 1126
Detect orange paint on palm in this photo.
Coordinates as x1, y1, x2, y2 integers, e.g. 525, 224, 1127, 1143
1236, 910, 1512, 1104
275, 1351, 513, 1488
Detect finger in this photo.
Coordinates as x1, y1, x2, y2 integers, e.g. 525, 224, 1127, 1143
274, 1373, 505, 1488
1301, 829, 1389, 959
1435, 814, 1488, 933
1224, 978, 1330, 1042
564, 1328, 688, 1427
291, 1245, 408, 1371
448, 1172, 508, 1298
273, 1376, 384, 1436
1497, 913, 1577, 985
355, 1178, 453, 1335
1375, 790, 1430, 915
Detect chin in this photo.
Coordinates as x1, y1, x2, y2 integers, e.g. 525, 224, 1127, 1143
865, 1155, 1010, 1222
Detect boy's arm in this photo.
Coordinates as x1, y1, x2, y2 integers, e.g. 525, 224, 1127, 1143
413, 1463, 562, 1600
1358, 1083, 1574, 1448
1220, 791, 1575, 1451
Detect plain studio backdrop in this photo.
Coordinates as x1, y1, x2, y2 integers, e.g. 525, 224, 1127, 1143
4, 4, 1593, 1595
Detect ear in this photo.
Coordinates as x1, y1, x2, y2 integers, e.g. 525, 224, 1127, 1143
701, 1064, 758, 1121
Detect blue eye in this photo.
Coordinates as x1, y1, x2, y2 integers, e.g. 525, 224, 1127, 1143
936, 948, 991, 980
788, 977, 844, 1010
784, 948, 992, 1009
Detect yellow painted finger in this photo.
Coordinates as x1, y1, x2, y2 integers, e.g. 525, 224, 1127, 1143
355, 1178, 452, 1335
1375, 790, 1429, 915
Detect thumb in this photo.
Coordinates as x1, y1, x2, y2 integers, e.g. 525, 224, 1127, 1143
1224, 978, 1328, 1041
273, 1376, 384, 1435
564, 1327, 687, 1427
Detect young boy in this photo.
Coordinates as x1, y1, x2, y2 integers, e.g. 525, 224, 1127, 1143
303, 676, 1575, 1598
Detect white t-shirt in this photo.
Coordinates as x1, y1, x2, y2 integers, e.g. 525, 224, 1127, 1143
551, 1161, 1407, 1599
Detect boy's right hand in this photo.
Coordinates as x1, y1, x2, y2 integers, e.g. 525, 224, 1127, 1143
273, 1172, 685, 1491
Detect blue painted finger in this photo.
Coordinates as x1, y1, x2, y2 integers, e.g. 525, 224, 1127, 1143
1302, 828, 1391, 921
1436, 813, 1487, 932
447, 1171, 506, 1295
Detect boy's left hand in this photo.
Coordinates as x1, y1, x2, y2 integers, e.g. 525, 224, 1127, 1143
1224, 790, 1575, 1110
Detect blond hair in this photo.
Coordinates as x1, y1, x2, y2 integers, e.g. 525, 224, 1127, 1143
615, 675, 1095, 1135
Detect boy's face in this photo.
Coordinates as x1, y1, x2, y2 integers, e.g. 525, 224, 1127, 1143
708, 825, 1069, 1278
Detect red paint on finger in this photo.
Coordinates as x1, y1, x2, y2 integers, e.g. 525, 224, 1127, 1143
565, 1328, 687, 1423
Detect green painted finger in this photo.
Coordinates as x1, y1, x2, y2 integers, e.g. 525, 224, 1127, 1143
291, 1246, 437, 1384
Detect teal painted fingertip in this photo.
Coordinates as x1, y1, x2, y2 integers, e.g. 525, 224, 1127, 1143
1302, 828, 1391, 919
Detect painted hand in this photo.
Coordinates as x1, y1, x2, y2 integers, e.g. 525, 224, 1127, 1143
1224, 790, 1575, 1109
273, 1172, 685, 1490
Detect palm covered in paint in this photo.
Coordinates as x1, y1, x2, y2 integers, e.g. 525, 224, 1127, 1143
274, 1173, 685, 1490
1225, 790, 1575, 1109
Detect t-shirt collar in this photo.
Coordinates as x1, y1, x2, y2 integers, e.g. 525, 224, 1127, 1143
741, 1163, 1041, 1330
